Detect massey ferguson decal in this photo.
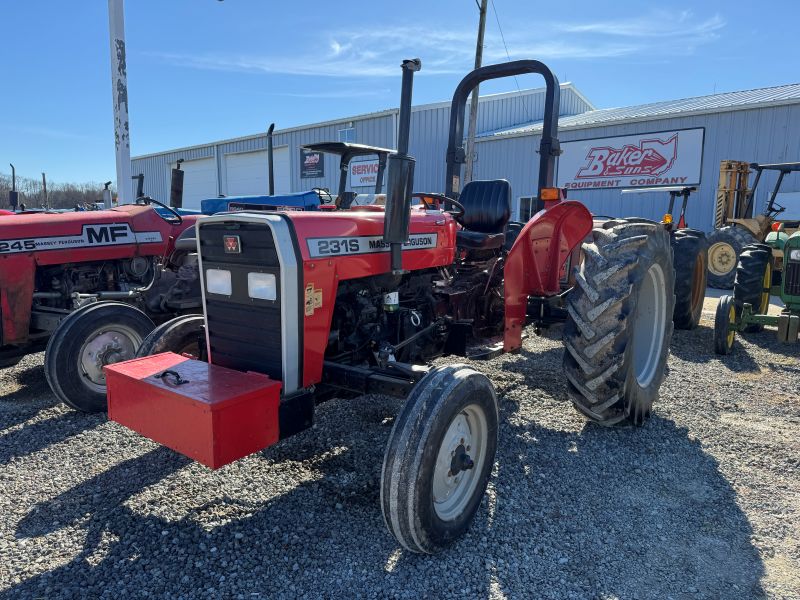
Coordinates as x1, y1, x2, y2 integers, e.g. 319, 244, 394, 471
0, 224, 163, 254
307, 234, 438, 258
557, 128, 704, 190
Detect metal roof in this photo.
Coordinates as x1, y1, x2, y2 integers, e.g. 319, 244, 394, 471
478, 82, 800, 139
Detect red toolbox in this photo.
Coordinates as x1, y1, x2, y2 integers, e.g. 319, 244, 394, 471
106, 352, 281, 469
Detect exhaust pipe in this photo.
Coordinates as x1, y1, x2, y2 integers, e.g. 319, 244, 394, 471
383, 58, 421, 274
133, 173, 144, 200
8, 164, 18, 211
267, 123, 275, 196
103, 181, 113, 208
170, 158, 184, 208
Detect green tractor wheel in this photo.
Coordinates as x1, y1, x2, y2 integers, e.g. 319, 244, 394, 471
714, 294, 737, 355
733, 243, 772, 333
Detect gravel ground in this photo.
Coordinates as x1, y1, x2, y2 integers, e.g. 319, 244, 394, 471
0, 305, 798, 599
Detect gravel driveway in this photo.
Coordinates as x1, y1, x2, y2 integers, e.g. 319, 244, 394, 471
0, 310, 798, 599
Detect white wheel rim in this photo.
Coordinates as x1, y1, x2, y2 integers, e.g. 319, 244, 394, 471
708, 242, 736, 276
631, 263, 667, 388
78, 325, 143, 392
432, 403, 488, 522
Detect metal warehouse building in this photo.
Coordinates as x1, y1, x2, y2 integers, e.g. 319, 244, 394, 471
133, 81, 800, 230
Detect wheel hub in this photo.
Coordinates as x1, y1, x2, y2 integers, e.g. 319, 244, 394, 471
708, 242, 736, 276
432, 404, 488, 522
79, 328, 140, 390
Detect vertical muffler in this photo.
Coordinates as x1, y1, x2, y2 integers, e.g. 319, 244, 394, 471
383, 58, 421, 274
170, 158, 184, 208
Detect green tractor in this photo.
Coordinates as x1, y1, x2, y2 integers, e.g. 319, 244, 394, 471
714, 224, 800, 353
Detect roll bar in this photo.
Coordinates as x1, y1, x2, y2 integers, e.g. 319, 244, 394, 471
445, 60, 561, 199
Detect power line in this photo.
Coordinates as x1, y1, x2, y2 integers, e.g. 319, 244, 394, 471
489, 0, 533, 122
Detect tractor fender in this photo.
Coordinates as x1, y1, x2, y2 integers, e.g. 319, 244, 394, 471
503, 200, 593, 352
0, 254, 36, 345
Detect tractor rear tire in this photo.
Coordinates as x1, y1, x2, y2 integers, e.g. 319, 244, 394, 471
671, 229, 708, 330
381, 365, 498, 554
707, 226, 757, 289
136, 314, 206, 360
714, 294, 737, 355
733, 243, 772, 333
563, 219, 675, 427
45, 302, 155, 413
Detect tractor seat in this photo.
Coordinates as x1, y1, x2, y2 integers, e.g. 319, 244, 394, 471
456, 179, 512, 251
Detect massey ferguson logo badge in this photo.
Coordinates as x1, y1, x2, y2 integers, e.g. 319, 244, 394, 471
223, 235, 241, 253
577, 134, 678, 179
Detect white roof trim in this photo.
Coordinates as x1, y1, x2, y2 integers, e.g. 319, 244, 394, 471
132, 83, 592, 161
475, 94, 800, 143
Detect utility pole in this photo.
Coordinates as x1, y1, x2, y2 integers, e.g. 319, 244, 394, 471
464, 0, 488, 184
108, 0, 132, 204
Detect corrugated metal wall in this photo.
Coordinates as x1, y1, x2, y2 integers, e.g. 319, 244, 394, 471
132, 86, 591, 202
473, 103, 800, 231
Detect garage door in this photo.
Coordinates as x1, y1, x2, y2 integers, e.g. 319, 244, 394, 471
224, 147, 291, 196
172, 157, 217, 210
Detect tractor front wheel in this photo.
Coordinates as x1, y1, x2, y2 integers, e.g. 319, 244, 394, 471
136, 314, 206, 360
45, 302, 155, 413
563, 219, 675, 426
380, 365, 498, 554
707, 226, 757, 289
714, 294, 737, 355
672, 228, 708, 330
733, 243, 772, 333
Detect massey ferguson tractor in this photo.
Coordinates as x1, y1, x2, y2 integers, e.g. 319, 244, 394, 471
103, 59, 675, 554
0, 195, 202, 410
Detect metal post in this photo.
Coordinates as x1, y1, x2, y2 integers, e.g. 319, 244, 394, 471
108, 0, 132, 204
464, 0, 488, 184
267, 123, 275, 195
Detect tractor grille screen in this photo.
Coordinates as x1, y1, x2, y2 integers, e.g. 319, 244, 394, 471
786, 261, 800, 296
199, 221, 283, 380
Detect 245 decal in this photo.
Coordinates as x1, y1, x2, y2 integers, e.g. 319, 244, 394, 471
0, 224, 163, 254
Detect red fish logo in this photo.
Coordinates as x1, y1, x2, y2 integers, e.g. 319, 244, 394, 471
576, 134, 678, 178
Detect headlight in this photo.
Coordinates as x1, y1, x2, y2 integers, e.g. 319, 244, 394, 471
206, 269, 232, 295
248, 272, 277, 300
789, 248, 800, 262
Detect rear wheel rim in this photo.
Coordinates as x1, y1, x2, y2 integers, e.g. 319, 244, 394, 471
432, 403, 488, 522
759, 264, 771, 313
691, 254, 706, 311
632, 263, 667, 387
727, 304, 736, 347
78, 325, 143, 392
708, 242, 736, 276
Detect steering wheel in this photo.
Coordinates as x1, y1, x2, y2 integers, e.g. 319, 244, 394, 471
312, 187, 334, 205
412, 193, 465, 220
140, 196, 183, 225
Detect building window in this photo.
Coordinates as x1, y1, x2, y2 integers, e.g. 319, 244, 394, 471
338, 127, 356, 143
516, 196, 544, 221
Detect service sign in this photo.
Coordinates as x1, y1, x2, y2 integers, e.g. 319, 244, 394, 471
350, 159, 381, 188
556, 128, 704, 190
300, 149, 325, 179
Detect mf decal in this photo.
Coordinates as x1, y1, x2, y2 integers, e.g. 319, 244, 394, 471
0, 224, 163, 254
307, 234, 438, 258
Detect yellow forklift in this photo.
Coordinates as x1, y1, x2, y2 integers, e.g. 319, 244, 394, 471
707, 161, 800, 288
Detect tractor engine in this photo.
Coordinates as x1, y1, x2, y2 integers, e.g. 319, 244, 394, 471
325, 270, 448, 365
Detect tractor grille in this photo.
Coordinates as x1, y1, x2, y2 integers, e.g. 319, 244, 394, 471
786, 261, 800, 296
199, 221, 283, 381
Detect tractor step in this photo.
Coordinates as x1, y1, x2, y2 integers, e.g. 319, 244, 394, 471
105, 353, 281, 469
467, 334, 527, 360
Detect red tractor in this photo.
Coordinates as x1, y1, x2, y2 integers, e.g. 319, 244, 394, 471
0, 198, 202, 410
104, 59, 675, 553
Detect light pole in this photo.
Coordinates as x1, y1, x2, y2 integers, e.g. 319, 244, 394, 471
108, 0, 132, 204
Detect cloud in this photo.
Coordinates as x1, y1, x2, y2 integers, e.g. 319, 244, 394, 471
148, 10, 725, 79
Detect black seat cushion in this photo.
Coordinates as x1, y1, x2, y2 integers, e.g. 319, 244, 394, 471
457, 230, 506, 250
459, 180, 512, 233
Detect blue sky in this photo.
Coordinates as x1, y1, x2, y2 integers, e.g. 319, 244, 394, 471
1, 0, 796, 183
